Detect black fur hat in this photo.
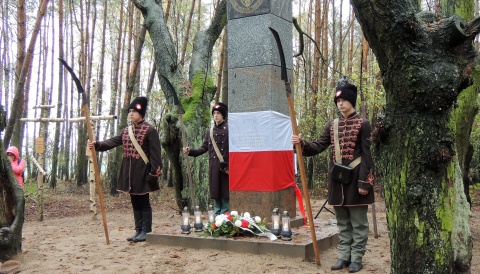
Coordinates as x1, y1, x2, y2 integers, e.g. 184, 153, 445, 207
211, 102, 228, 118
128, 96, 148, 117
334, 83, 358, 108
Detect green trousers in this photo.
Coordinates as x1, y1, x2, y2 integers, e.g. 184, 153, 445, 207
334, 205, 369, 263
213, 197, 229, 215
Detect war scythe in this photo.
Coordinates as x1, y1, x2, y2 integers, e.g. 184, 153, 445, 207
269, 27, 320, 266
161, 75, 197, 209
59, 58, 110, 245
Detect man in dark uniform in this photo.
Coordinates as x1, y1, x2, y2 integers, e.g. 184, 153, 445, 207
89, 97, 162, 242
292, 81, 375, 273
183, 102, 229, 215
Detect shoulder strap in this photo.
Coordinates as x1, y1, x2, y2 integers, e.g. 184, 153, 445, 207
333, 118, 341, 163
128, 125, 149, 164
210, 126, 224, 163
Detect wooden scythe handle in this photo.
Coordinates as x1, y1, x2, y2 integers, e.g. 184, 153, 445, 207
286, 84, 321, 265
83, 104, 110, 245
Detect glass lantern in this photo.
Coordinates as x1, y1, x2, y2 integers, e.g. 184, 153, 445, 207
207, 204, 215, 223
193, 205, 204, 232
181, 206, 191, 234
271, 207, 281, 236
280, 210, 292, 241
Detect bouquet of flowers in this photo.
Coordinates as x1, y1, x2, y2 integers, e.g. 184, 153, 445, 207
203, 211, 277, 240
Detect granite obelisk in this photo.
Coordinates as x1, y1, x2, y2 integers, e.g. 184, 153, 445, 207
227, 0, 300, 222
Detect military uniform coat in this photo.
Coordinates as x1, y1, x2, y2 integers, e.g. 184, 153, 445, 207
301, 112, 375, 206
95, 120, 162, 194
189, 121, 229, 199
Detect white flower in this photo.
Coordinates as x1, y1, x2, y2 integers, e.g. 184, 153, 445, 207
235, 220, 242, 227
215, 219, 224, 227
243, 212, 250, 218
230, 211, 238, 217
215, 214, 227, 222
254, 216, 261, 223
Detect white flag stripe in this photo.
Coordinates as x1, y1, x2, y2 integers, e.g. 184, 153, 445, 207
229, 111, 293, 152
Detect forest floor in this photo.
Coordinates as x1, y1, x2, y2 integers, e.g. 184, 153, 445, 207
1, 182, 479, 273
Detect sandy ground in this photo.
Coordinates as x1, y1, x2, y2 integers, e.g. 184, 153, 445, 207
1, 186, 479, 274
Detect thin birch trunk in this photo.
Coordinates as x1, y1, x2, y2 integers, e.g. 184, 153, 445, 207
88, 81, 99, 219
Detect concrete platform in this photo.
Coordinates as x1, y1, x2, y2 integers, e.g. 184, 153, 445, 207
147, 218, 339, 262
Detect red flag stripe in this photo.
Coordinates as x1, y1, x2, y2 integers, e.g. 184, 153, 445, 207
229, 150, 295, 191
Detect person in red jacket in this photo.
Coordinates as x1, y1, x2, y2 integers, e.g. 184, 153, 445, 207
7, 146, 26, 188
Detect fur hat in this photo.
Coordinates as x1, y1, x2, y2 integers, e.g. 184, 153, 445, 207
128, 96, 148, 117
334, 83, 358, 108
211, 102, 228, 118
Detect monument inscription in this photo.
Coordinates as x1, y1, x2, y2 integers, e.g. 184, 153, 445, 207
229, 0, 264, 13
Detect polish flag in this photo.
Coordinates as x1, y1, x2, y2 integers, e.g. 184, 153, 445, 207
229, 111, 295, 191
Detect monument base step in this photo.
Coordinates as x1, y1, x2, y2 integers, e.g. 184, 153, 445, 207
146, 219, 339, 262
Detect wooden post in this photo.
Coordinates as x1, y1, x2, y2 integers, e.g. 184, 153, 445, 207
34, 90, 50, 222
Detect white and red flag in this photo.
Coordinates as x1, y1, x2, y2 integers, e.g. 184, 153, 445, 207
229, 110, 295, 191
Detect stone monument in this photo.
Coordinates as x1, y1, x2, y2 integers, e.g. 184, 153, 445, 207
227, 0, 300, 223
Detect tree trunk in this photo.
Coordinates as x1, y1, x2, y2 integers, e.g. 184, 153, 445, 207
15, 0, 26, 88
51, 0, 64, 189
351, 1, 478, 272
96, 0, 108, 152
11, 0, 27, 149
443, 0, 477, 271
180, 0, 196, 66
0, 106, 25, 260
107, 0, 124, 195
74, 0, 88, 186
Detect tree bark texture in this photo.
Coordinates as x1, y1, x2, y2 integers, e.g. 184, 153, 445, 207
351, 1, 479, 272
132, 0, 226, 211
0, 106, 25, 261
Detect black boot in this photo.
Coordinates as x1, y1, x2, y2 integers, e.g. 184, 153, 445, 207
126, 211, 142, 242
331, 259, 351, 270
348, 262, 363, 273
133, 210, 152, 242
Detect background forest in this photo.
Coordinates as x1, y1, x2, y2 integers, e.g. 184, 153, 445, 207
3, 0, 480, 198
3, 0, 480, 272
